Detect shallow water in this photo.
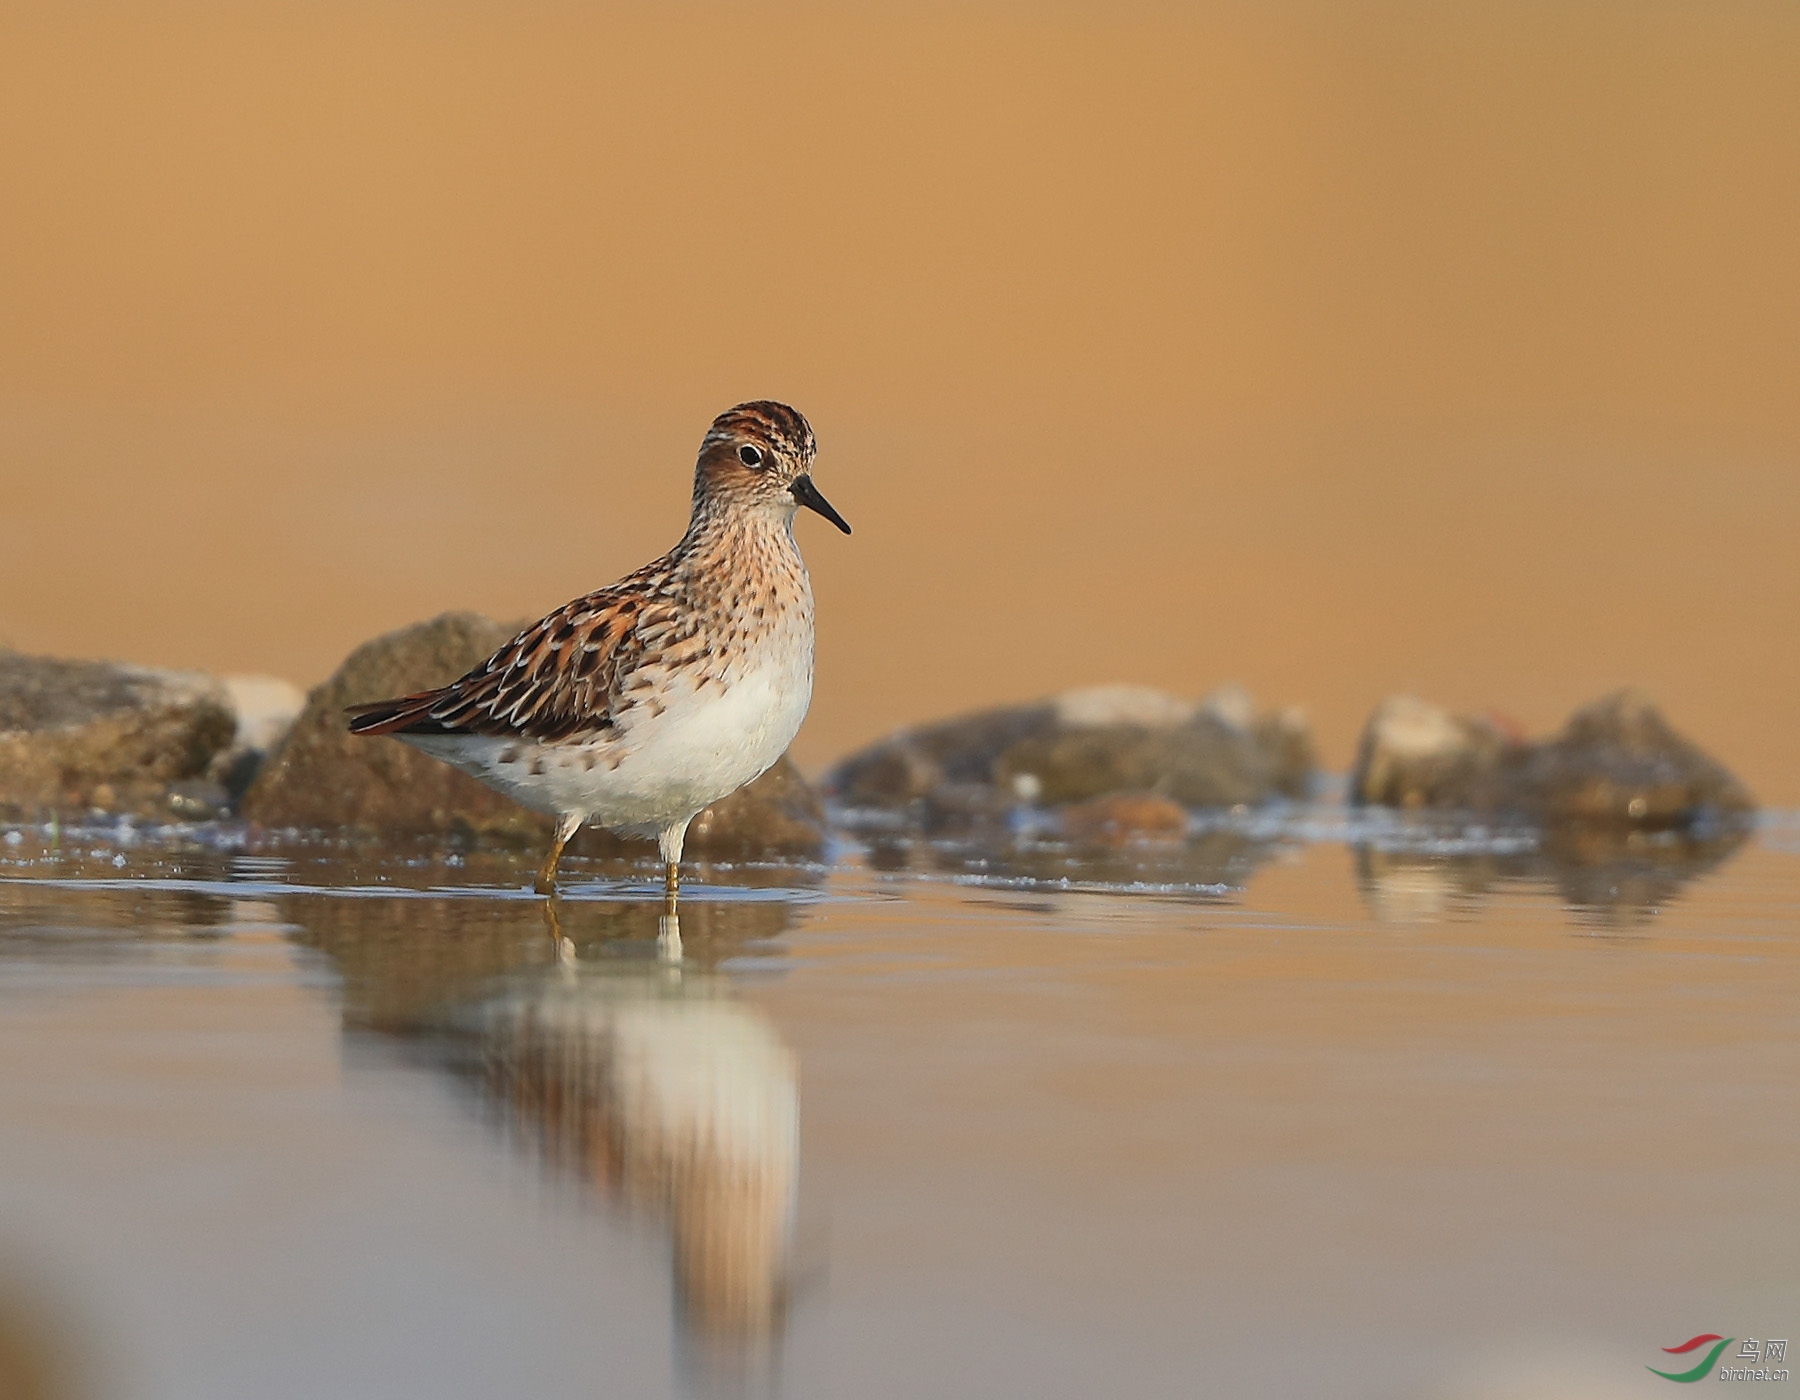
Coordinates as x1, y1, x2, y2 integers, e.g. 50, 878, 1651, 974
0, 815, 1796, 1400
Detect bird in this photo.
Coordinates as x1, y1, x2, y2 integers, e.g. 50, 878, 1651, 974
345, 401, 849, 904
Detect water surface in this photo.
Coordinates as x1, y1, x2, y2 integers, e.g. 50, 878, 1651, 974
1, 816, 1796, 1399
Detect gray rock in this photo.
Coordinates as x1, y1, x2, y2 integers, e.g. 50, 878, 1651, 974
242, 612, 825, 856
1254, 707, 1317, 800
1516, 689, 1755, 826
1349, 689, 1754, 827
1058, 792, 1188, 845
995, 716, 1271, 807
918, 781, 1017, 837
830, 703, 1057, 808
242, 612, 534, 839
0, 652, 236, 821
164, 778, 233, 822
829, 684, 1315, 817
1348, 694, 1518, 811
1055, 684, 1199, 729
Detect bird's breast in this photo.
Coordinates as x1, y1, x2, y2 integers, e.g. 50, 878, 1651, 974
601, 598, 813, 816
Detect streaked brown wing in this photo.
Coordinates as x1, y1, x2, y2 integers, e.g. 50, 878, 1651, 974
346, 585, 655, 743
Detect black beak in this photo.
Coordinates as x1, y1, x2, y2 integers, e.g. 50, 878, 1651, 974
791, 474, 851, 534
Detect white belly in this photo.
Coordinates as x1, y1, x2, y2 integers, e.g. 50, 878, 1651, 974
404, 634, 813, 835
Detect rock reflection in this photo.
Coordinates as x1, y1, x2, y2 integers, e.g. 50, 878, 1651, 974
0, 868, 228, 952
284, 886, 805, 1371
1537, 824, 1752, 927
1354, 822, 1752, 927
1354, 847, 1495, 925
872, 826, 1277, 893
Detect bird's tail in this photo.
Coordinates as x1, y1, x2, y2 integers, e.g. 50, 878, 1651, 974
345, 689, 447, 736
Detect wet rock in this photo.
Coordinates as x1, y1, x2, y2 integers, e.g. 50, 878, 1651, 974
0, 651, 236, 821
1350, 689, 1754, 828
997, 684, 1313, 808
241, 612, 534, 839
164, 779, 233, 822
1060, 793, 1188, 846
831, 703, 1057, 808
920, 782, 1016, 838
242, 612, 825, 856
829, 683, 1315, 818
1348, 695, 1518, 811
1254, 707, 1317, 800
995, 719, 1255, 807
1055, 684, 1199, 729
1516, 689, 1755, 827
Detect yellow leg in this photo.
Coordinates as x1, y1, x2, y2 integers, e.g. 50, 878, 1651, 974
656, 817, 691, 916
534, 813, 583, 896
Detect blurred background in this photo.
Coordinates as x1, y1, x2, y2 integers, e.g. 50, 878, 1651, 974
2, 0, 1796, 799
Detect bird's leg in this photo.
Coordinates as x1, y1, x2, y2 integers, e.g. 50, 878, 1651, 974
656, 817, 693, 917
534, 812, 584, 897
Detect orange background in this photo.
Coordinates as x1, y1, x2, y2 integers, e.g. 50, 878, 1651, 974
2, 2, 1797, 796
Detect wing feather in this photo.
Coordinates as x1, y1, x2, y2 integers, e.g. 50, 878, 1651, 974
345, 581, 659, 742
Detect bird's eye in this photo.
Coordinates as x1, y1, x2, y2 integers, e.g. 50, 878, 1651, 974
738, 444, 764, 468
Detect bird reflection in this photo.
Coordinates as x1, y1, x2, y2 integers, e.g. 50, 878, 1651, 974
287, 883, 806, 1371
471, 923, 798, 1356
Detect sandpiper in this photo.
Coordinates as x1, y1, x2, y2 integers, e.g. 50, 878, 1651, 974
347, 401, 849, 902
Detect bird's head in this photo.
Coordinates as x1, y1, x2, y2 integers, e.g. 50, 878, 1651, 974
693, 400, 850, 535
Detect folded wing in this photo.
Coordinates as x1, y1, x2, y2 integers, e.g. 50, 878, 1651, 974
346, 588, 652, 744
